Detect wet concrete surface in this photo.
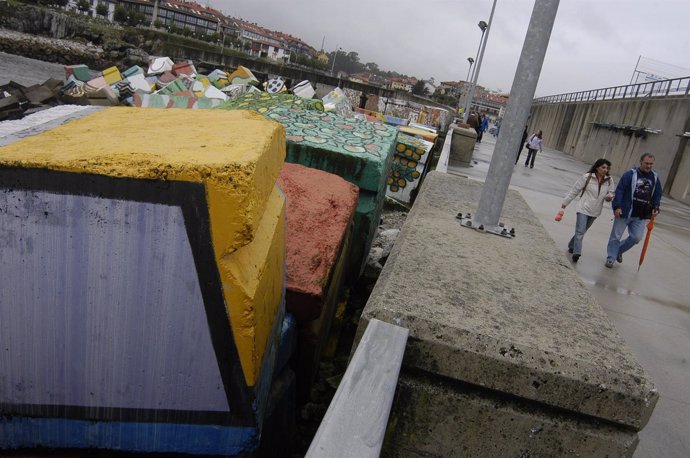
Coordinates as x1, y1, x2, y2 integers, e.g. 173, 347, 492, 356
448, 136, 690, 457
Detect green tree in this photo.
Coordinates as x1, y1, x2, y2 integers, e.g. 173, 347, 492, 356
431, 92, 457, 107
411, 80, 429, 96
153, 19, 163, 29
295, 54, 328, 71
96, 3, 108, 17
364, 62, 380, 74
113, 5, 128, 24
125, 10, 144, 26
76, 0, 91, 14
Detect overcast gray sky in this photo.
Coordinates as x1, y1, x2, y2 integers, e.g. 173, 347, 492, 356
210, 0, 690, 97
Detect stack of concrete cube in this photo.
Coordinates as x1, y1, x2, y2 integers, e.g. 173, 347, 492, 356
263, 106, 398, 278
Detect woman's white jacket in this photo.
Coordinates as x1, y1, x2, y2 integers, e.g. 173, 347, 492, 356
562, 172, 615, 217
527, 134, 543, 151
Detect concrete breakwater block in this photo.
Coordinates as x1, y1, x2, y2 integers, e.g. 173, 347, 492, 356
217, 91, 325, 113
449, 124, 477, 166
0, 108, 288, 455
385, 132, 434, 204
264, 106, 398, 278
277, 163, 358, 397
357, 172, 658, 454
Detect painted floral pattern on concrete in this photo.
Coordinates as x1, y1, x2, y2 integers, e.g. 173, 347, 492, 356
386, 133, 434, 203
217, 91, 324, 113
265, 107, 397, 161
388, 156, 421, 192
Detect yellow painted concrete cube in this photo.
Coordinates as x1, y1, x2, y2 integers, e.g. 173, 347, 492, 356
102, 66, 123, 85
0, 107, 287, 386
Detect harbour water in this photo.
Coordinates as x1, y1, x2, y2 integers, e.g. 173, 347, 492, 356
0, 51, 65, 87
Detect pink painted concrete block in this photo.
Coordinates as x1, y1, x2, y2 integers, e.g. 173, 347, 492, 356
277, 163, 358, 323
172, 62, 196, 77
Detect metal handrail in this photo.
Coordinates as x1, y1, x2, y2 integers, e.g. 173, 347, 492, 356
533, 76, 690, 105
306, 319, 408, 458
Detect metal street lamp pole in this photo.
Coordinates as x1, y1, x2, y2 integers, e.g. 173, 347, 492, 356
463, 0, 496, 121
460, 57, 475, 110
219, 25, 225, 56
462, 28, 485, 120
331, 45, 339, 75
465, 57, 475, 82
472, 0, 561, 230
470, 25, 485, 83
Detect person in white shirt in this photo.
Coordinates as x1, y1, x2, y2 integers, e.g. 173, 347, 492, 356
524, 130, 544, 168
560, 158, 615, 262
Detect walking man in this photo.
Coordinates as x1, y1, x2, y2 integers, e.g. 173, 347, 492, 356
515, 125, 528, 164
605, 153, 662, 268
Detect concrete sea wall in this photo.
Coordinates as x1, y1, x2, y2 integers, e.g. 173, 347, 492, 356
529, 96, 690, 205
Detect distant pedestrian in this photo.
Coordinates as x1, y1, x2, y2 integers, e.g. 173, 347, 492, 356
478, 114, 489, 143
560, 158, 615, 263
467, 112, 480, 142
493, 118, 501, 137
605, 153, 662, 268
515, 126, 528, 164
524, 130, 543, 168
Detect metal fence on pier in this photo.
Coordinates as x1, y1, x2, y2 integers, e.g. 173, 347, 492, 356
534, 76, 690, 105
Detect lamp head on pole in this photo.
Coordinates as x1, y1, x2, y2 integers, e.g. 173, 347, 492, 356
467, 57, 474, 65
478, 20, 488, 32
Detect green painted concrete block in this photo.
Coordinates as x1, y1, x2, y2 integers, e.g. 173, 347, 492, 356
265, 107, 397, 194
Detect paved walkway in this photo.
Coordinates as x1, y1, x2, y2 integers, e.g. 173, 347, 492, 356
447, 136, 690, 458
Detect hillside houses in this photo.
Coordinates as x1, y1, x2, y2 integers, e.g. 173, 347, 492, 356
116, 0, 226, 36
388, 77, 416, 92
71, 0, 317, 63
438, 80, 508, 117
63, 0, 507, 111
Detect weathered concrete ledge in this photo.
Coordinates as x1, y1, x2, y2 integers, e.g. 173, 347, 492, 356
357, 172, 658, 452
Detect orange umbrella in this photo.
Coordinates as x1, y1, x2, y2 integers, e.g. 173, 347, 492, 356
638, 215, 656, 272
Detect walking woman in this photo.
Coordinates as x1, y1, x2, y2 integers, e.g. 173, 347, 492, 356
524, 130, 543, 168
560, 158, 615, 262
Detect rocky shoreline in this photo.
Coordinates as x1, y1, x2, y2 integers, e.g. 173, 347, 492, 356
0, 27, 148, 69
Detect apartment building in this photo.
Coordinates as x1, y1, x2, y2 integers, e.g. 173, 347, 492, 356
116, 0, 225, 36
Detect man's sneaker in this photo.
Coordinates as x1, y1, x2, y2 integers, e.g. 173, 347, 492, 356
605, 259, 614, 268
616, 253, 623, 263
572, 254, 580, 263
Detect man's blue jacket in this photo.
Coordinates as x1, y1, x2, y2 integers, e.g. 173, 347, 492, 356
612, 167, 662, 218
